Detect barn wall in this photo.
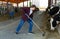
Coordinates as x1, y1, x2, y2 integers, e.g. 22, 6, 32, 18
30, 0, 48, 11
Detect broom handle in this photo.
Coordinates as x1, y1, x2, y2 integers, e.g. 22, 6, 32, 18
25, 14, 43, 33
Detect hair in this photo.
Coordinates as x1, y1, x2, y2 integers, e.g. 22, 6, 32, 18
30, 5, 36, 8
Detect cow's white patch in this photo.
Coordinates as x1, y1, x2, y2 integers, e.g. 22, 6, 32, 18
56, 21, 59, 24
50, 18, 55, 30
54, 9, 60, 16
50, 6, 53, 9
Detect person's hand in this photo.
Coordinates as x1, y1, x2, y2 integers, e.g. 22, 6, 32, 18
25, 14, 30, 18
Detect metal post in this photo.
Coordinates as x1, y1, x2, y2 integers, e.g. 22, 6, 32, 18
2, 0, 3, 5
27, 0, 28, 7
48, 0, 51, 7
55, 0, 57, 5
7, 0, 9, 13
16, 0, 18, 7
23, 1, 24, 7
30, 0, 32, 7
51, 0, 53, 5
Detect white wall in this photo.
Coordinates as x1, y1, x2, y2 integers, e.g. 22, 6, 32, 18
30, 0, 48, 11
32, 0, 40, 7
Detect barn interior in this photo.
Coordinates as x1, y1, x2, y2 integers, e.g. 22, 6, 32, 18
0, 0, 60, 39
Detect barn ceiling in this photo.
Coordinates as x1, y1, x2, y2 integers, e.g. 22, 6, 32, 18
0, 0, 28, 3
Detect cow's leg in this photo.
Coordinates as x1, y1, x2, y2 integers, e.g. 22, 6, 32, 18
50, 18, 54, 30
50, 18, 57, 30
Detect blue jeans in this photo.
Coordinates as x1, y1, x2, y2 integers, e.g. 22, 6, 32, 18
16, 19, 33, 33
9, 11, 14, 16
9, 11, 14, 19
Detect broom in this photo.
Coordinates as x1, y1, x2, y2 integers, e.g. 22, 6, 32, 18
25, 14, 45, 36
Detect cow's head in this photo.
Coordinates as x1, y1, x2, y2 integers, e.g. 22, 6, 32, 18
46, 6, 59, 17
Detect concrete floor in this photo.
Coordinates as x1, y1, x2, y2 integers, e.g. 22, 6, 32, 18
0, 11, 60, 39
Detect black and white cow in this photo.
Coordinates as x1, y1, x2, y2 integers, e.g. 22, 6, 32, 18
46, 6, 60, 30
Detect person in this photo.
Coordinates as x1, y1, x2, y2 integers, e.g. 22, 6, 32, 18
9, 11, 15, 19
16, 5, 39, 34
9, 7, 15, 19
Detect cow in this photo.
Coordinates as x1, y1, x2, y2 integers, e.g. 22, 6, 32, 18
46, 5, 60, 30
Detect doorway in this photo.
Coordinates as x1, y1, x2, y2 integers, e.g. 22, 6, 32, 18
39, 0, 48, 11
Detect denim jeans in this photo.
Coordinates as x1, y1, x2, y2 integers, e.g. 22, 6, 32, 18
16, 19, 33, 33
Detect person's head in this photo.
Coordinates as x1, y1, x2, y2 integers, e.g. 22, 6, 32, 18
30, 5, 36, 11
30, 5, 39, 12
